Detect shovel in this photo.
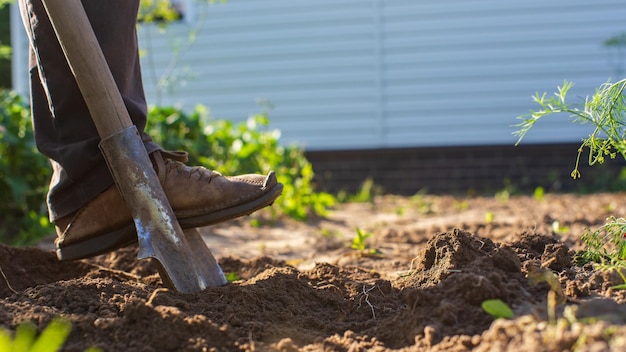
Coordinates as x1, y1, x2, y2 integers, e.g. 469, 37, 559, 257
40, 0, 227, 292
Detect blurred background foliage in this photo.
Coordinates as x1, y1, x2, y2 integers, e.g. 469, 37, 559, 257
0, 0, 335, 245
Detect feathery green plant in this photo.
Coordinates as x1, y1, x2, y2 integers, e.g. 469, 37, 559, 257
514, 79, 626, 180
514, 79, 626, 275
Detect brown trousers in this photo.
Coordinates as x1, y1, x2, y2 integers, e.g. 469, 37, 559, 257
19, 0, 160, 221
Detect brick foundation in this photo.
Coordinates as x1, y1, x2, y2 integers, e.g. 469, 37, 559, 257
305, 143, 626, 196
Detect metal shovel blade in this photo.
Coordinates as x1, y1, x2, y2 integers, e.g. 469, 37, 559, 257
41, 0, 227, 292
99, 127, 227, 292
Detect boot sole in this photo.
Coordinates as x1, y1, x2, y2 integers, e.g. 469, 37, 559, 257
56, 183, 283, 261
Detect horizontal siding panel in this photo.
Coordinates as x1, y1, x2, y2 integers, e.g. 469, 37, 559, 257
134, 0, 626, 150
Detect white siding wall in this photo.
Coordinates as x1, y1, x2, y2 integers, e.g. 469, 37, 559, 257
12, 0, 626, 150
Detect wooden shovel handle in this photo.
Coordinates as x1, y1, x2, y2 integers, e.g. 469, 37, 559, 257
40, 0, 132, 138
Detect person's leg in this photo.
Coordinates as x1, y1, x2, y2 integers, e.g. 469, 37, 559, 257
19, 0, 159, 222
19, 0, 283, 260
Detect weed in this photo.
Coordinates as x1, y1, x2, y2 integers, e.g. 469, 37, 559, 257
249, 218, 261, 228
533, 186, 545, 202
352, 178, 375, 203
527, 266, 565, 324
494, 178, 515, 203
494, 189, 509, 203
481, 299, 513, 319
351, 227, 370, 252
485, 211, 495, 224
576, 217, 626, 265
225, 272, 241, 282
551, 221, 569, 235
514, 79, 626, 180
351, 227, 382, 256
453, 199, 469, 211
319, 228, 339, 238
411, 189, 435, 215
515, 78, 626, 281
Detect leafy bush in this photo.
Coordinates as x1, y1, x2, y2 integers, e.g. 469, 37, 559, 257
0, 95, 334, 245
0, 90, 52, 245
145, 105, 335, 220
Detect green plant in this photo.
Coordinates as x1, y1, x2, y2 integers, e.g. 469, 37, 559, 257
351, 227, 370, 252
145, 105, 335, 221
576, 217, 626, 265
0, 318, 72, 352
494, 178, 514, 203
349, 177, 376, 203
0, 90, 53, 245
410, 189, 435, 215
527, 266, 565, 324
225, 272, 241, 282
0, 1, 11, 88
138, 0, 182, 24
319, 227, 339, 238
533, 186, 545, 202
484, 211, 495, 224
453, 199, 469, 211
481, 299, 513, 319
351, 227, 381, 255
551, 220, 569, 235
514, 79, 626, 180
515, 79, 626, 275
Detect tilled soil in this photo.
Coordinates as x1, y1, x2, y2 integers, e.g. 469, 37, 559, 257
2, 193, 626, 351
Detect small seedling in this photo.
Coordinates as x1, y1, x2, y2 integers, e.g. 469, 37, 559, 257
351, 227, 371, 252
551, 220, 569, 235
453, 200, 469, 211
410, 189, 435, 215
249, 218, 261, 228
481, 299, 514, 319
319, 227, 338, 238
485, 211, 495, 224
533, 186, 545, 202
225, 272, 241, 282
351, 178, 376, 203
495, 179, 514, 203
527, 266, 565, 324
351, 228, 382, 256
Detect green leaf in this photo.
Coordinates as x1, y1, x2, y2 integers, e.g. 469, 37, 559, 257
481, 299, 514, 319
0, 328, 12, 352
225, 272, 241, 282
12, 321, 37, 352
29, 318, 72, 352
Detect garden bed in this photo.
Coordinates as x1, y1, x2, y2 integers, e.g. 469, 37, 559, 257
2, 192, 626, 351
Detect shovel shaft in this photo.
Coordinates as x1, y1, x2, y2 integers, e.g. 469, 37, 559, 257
40, 0, 131, 138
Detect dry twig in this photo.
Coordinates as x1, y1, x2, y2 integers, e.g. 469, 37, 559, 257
0, 264, 18, 294
358, 284, 377, 319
